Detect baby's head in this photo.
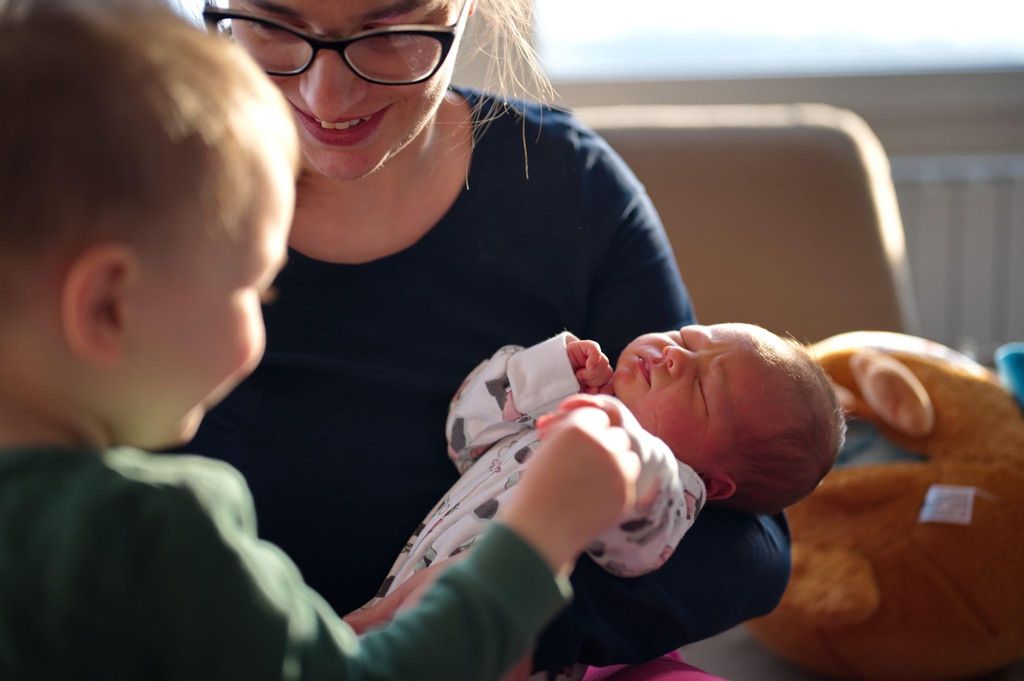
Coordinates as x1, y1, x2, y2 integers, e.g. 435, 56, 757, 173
0, 0, 298, 450
614, 323, 844, 514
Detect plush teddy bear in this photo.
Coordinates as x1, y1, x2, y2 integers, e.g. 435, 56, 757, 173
745, 331, 1024, 681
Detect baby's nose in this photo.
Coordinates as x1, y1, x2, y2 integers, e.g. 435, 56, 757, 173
662, 345, 687, 373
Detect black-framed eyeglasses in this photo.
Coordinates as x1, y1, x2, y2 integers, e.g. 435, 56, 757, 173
202, 0, 472, 85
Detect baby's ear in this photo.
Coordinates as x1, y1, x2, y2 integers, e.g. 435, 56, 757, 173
60, 242, 138, 366
703, 471, 737, 502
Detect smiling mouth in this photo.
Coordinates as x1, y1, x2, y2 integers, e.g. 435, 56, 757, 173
319, 115, 372, 130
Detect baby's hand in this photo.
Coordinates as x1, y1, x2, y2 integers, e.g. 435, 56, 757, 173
566, 339, 614, 394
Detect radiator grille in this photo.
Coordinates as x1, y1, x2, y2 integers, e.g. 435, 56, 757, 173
893, 154, 1024, 363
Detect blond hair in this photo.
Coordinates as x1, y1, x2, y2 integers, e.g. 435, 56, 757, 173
0, 0, 298, 272
463, 0, 554, 105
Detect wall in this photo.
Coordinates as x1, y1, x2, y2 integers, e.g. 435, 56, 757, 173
454, 26, 1024, 361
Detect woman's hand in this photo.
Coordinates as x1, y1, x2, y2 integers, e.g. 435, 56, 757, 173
343, 558, 455, 634
348, 557, 534, 679
498, 653, 534, 681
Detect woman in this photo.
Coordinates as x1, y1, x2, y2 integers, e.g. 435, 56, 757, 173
190, 0, 790, 676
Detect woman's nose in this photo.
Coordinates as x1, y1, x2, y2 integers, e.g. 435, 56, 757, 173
299, 50, 370, 119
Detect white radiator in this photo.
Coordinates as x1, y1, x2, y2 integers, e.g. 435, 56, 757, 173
893, 154, 1024, 363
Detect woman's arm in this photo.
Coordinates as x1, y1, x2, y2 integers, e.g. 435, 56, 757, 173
536, 510, 791, 668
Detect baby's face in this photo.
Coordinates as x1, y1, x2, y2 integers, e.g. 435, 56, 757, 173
613, 323, 796, 475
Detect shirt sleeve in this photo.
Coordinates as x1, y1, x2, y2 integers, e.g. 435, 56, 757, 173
530, 123, 792, 669
587, 429, 705, 578
446, 333, 579, 473
136, 465, 571, 681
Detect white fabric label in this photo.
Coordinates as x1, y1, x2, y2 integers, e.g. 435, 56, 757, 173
918, 484, 980, 525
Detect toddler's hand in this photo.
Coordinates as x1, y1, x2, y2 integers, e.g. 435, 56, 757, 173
499, 402, 640, 575
537, 393, 641, 442
566, 339, 614, 394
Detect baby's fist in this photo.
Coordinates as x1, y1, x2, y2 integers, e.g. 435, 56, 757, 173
566, 339, 614, 393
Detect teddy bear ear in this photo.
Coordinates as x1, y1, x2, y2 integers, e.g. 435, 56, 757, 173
829, 382, 859, 413
849, 349, 936, 438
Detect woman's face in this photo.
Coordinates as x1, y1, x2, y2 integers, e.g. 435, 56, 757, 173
229, 0, 471, 181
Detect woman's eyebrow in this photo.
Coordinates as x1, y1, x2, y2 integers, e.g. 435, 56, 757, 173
243, 0, 303, 21
241, 0, 436, 24
359, 0, 439, 23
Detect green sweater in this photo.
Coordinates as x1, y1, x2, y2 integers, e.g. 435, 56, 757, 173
0, 447, 571, 680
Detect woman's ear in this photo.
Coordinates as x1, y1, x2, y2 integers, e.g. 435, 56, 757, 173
60, 243, 138, 367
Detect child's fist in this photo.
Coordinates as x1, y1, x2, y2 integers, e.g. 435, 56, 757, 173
566, 339, 614, 394
501, 401, 640, 574
537, 393, 639, 441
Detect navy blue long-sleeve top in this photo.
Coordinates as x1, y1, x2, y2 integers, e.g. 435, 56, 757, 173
186, 90, 791, 670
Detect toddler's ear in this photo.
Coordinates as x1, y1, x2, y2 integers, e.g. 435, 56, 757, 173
60, 243, 138, 366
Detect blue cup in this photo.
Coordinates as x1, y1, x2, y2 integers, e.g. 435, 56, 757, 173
995, 342, 1024, 411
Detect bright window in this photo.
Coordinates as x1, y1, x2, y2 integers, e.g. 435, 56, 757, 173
535, 0, 1024, 80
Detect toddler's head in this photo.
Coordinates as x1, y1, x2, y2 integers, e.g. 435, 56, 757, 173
614, 323, 844, 514
0, 0, 298, 450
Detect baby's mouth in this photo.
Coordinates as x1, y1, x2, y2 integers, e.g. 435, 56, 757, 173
637, 356, 651, 385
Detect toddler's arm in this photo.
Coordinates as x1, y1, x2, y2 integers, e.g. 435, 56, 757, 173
143, 406, 639, 681
543, 395, 704, 577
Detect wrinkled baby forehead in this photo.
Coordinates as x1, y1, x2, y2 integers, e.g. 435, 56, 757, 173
729, 325, 799, 362
727, 333, 814, 401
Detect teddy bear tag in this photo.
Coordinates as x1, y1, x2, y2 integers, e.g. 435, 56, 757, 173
918, 484, 991, 525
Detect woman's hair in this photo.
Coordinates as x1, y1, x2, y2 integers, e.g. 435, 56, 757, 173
0, 0, 298, 264
461, 0, 554, 105
453, 0, 556, 171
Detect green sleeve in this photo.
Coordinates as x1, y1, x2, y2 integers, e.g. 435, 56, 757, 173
137, 466, 571, 681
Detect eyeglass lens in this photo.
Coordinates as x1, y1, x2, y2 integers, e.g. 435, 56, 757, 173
214, 18, 444, 83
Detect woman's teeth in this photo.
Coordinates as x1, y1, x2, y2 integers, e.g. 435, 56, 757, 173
320, 116, 371, 130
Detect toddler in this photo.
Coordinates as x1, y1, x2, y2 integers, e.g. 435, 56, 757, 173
0, 3, 643, 679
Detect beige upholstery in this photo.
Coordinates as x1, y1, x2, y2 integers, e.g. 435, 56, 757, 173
576, 104, 919, 343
